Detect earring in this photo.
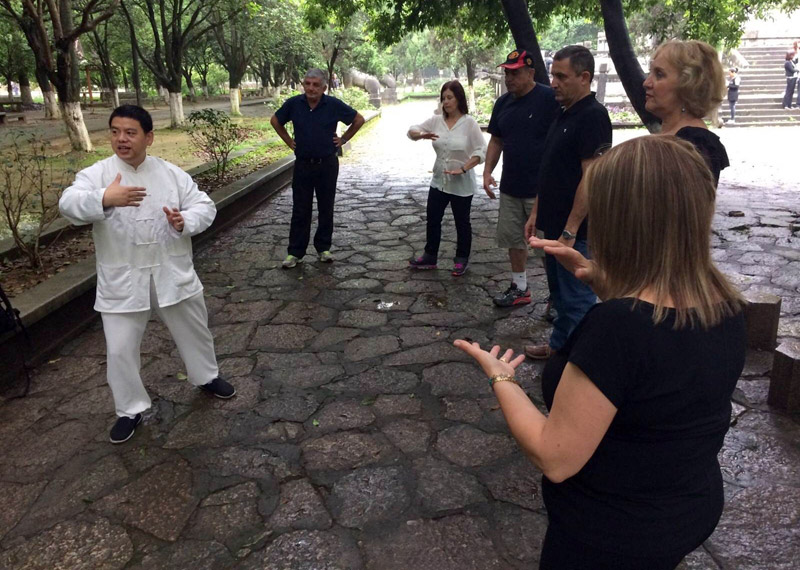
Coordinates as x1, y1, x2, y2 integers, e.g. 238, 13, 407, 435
681, 107, 686, 113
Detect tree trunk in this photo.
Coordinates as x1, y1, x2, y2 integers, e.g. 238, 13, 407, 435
33, 66, 60, 119
168, 91, 184, 127
599, 0, 660, 132
230, 87, 241, 115
110, 87, 120, 109
43, 91, 60, 119
499, 0, 549, 85
159, 86, 169, 105
128, 23, 142, 106
59, 101, 93, 151
18, 73, 33, 105
466, 59, 476, 113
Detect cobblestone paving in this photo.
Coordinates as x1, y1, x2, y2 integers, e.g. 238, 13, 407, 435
1, 101, 798, 569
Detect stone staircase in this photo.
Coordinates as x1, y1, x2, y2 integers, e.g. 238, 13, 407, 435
722, 40, 800, 127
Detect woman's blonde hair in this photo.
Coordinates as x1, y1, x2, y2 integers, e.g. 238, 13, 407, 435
653, 40, 725, 118
585, 136, 743, 329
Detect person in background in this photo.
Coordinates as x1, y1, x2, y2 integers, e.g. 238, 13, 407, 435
407, 80, 487, 276
783, 51, 798, 110
270, 68, 365, 268
456, 135, 746, 570
523, 45, 611, 360
726, 67, 740, 124
482, 49, 559, 307
59, 105, 236, 444
643, 40, 730, 185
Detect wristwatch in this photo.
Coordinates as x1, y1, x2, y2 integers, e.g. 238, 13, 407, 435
561, 229, 577, 240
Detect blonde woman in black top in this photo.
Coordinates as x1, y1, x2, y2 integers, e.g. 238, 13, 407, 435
643, 40, 730, 185
456, 136, 746, 569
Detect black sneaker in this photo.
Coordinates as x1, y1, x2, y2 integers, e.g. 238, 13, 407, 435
493, 282, 532, 307
109, 413, 143, 444
200, 377, 236, 399
408, 253, 437, 269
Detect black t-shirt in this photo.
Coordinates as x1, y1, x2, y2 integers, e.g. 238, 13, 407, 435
274, 93, 357, 159
675, 127, 729, 186
541, 298, 746, 557
536, 93, 612, 240
487, 85, 559, 198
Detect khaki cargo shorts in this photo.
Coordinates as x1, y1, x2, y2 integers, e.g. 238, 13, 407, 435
496, 192, 544, 256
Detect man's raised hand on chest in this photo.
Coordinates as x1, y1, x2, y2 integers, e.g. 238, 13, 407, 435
102, 173, 147, 208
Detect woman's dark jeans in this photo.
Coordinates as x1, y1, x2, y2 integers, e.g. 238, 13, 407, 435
424, 186, 473, 262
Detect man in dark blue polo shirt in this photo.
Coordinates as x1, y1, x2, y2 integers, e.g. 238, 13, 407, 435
483, 49, 559, 307
270, 68, 365, 268
524, 45, 612, 359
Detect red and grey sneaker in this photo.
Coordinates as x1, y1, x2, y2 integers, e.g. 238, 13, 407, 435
408, 254, 437, 270
492, 282, 531, 307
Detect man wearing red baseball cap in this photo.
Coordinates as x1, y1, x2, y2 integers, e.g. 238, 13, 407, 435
484, 49, 559, 307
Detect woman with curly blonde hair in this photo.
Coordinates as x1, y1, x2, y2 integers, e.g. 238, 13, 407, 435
644, 40, 729, 185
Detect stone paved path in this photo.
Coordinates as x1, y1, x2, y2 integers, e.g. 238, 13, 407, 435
1, 101, 799, 569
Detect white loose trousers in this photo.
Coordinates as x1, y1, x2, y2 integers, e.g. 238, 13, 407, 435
102, 277, 218, 418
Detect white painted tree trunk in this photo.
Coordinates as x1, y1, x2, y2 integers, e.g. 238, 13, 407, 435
60, 101, 93, 151
159, 86, 169, 104
168, 91, 184, 127
261, 85, 269, 97
20, 84, 33, 105
230, 87, 241, 115
44, 91, 60, 119
468, 85, 476, 116
110, 88, 120, 109
202, 85, 209, 98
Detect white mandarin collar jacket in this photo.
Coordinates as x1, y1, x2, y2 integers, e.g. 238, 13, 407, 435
59, 155, 216, 313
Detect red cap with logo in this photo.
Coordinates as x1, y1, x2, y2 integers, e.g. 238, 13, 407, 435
498, 49, 535, 70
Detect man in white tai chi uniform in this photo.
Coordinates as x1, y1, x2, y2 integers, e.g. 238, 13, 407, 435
60, 105, 235, 444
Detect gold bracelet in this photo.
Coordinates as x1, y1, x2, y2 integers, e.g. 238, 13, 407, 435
489, 374, 517, 388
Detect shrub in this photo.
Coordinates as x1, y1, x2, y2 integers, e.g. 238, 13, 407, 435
0, 134, 76, 269
187, 108, 250, 180
472, 80, 497, 124
336, 87, 373, 111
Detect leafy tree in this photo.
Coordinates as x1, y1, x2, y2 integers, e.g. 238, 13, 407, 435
213, 0, 260, 115
85, 15, 130, 109
0, 0, 118, 150
120, 0, 227, 127
305, 2, 368, 83
250, 0, 314, 96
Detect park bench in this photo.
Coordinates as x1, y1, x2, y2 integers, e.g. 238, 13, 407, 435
0, 101, 24, 113
0, 112, 27, 125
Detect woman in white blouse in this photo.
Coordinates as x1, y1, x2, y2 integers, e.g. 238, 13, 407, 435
407, 81, 487, 276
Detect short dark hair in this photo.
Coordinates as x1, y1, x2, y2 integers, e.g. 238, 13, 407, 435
440, 80, 469, 117
109, 105, 153, 133
553, 45, 595, 81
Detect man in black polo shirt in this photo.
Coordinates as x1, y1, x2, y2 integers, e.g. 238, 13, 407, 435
483, 49, 559, 307
524, 45, 612, 359
270, 68, 365, 268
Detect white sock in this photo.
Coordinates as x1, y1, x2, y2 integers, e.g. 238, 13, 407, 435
512, 272, 527, 291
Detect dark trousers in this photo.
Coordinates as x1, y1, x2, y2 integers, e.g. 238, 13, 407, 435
783, 77, 797, 108
728, 100, 736, 120
539, 524, 685, 570
424, 186, 473, 262
288, 155, 339, 258
544, 238, 597, 351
